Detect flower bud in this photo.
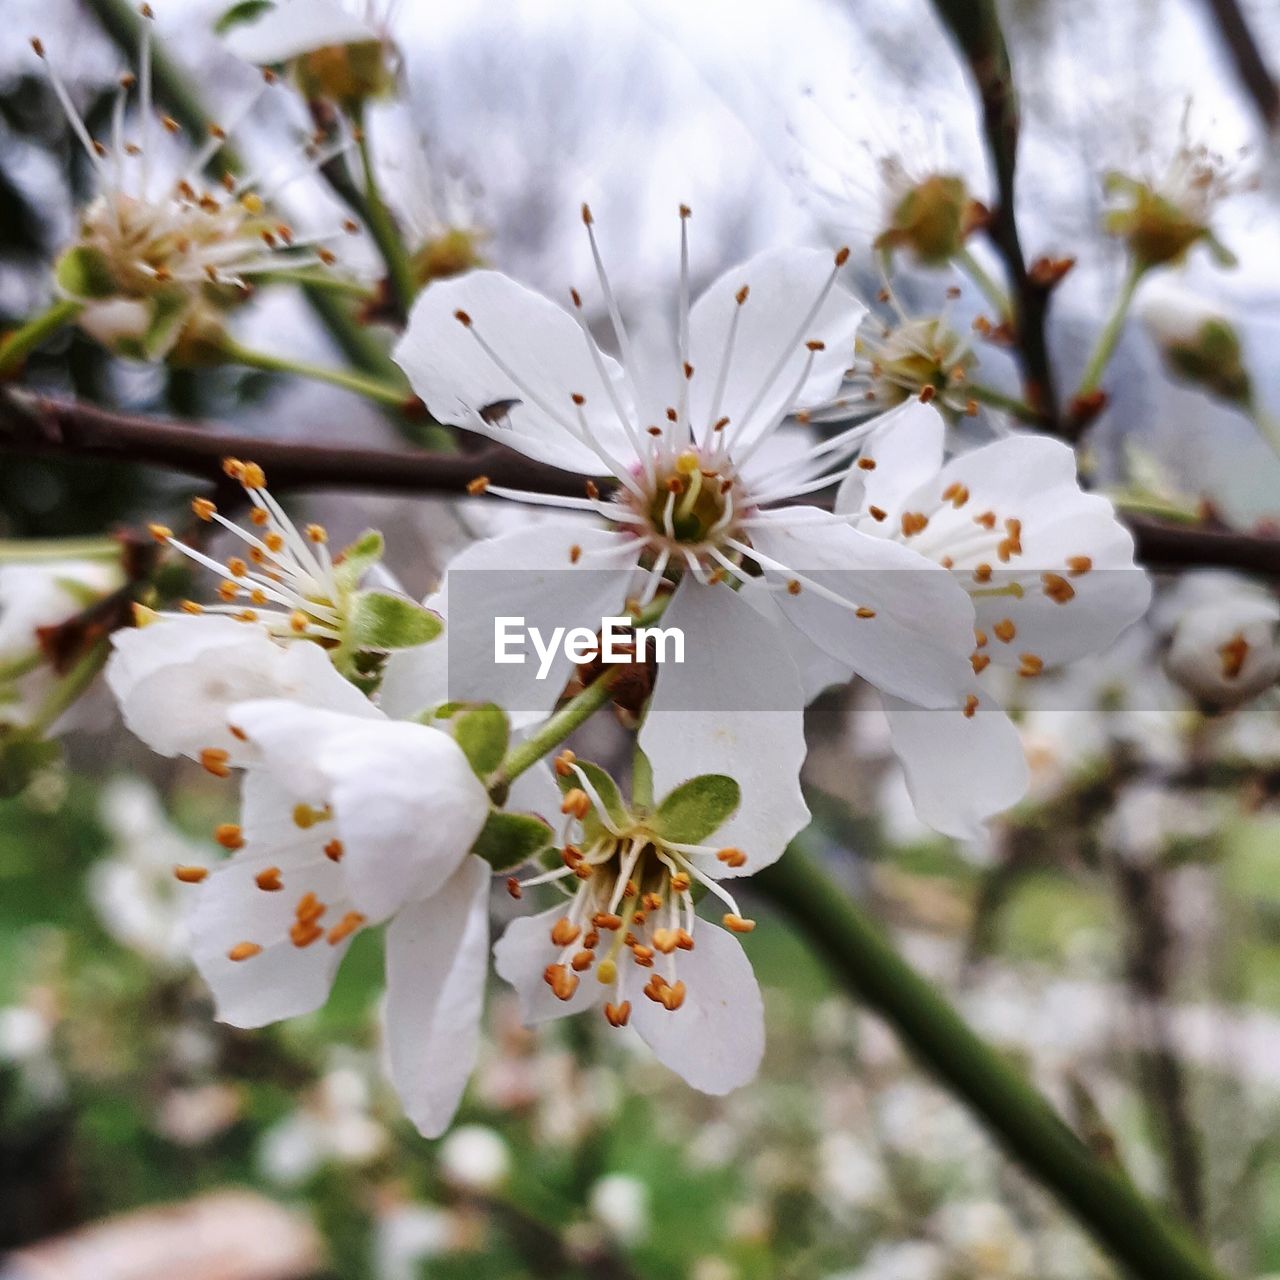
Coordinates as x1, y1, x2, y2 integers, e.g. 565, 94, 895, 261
1103, 171, 1235, 271
1136, 278, 1251, 405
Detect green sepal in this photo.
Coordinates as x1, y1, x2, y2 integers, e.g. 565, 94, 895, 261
453, 703, 509, 778
557, 758, 628, 843
334, 529, 384, 591
345, 589, 442, 651
54, 245, 118, 300
0, 730, 62, 799
470, 808, 554, 873
123, 290, 192, 362
650, 774, 740, 845
214, 0, 276, 34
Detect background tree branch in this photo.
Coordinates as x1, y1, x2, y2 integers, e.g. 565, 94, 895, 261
1201, 0, 1280, 132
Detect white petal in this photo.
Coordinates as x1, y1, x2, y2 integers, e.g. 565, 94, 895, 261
394, 271, 636, 473
222, 0, 379, 64
835, 400, 946, 520
629, 922, 763, 1095
687, 247, 866, 450
735, 575, 852, 704
749, 509, 977, 709
492, 905, 602, 1024
882, 693, 1030, 841
107, 618, 374, 764
188, 780, 355, 1028
384, 857, 490, 1138
900, 435, 1153, 668
639, 578, 809, 872
435, 521, 639, 722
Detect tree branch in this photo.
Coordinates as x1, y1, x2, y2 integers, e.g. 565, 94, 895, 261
1201, 0, 1280, 133
4, 391, 1280, 577
928, 0, 1063, 434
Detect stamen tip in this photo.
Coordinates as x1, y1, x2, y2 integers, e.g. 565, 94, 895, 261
581, 202, 593, 226
835, 246, 851, 267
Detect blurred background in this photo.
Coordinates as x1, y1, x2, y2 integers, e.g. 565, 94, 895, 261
1, 0, 1280, 1277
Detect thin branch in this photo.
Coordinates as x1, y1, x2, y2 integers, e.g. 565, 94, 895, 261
4, 392, 1280, 577
1201, 0, 1280, 132
928, 0, 1063, 434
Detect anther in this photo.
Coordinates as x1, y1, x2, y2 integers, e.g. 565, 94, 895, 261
554, 749, 577, 778
868, 506, 887, 522
593, 912, 622, 931
723, 914, 756, 933
200, 748, 231, 778
228, 942, 262, 962
716, 847, 746, 868
581, 203, 593, 225
919, 385, 937, 404
604, 1001, 631, 1027
963, 694, 979, 718
180, 600, 204, 615
659, 980, 686, 1011
805, 339, 826, 352
550, 918, 581, 947
1018, 653, 1045, 678
834, 246, 850, 266
735, 286, 749, 305
561, 788, 591, 819
546, 963, 580, 1001
173, 865, 208, 884
1042, 572, 1075, 603
971, 653, 991, 674
974, 510, 996, 529
670, 872, 691, 893
787, 579, 801, 596
255, 866, 283, 892
855, 607, 876, 620
858, 458, 877, 471
148, 522, 173, 543
454, 309, 472, 327
900, 512, 929, 536
191, 498, 216, 521
652, 928, 679, 954
973, 564, 992, 584
215, 823, 244, 850
993, 618, 1016, 644
569, 544, 582, 564
327, 911, 366, 946
1066, 555, 1093, 576
324, 839, 344, 862
571, 950, 594, 972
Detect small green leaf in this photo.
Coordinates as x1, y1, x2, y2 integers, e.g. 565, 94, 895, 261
54, 245, 118, 300
346, 590, 442, 651
139, 291, 194, 361
453, 703, 509, 777
558, 758, 628, 832
214, 0, 275, 34
651, 774, 740, 845
334, 529, 384, 591
471, 809, 554, 873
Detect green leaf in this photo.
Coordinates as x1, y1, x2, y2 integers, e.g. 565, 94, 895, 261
453, 703, 509, 778
214, 0, 276, 34
54, 245, 118, 300
345, 590, 441, 651
651, 774, 740, 845
334, 529, 384, 591
470, 809, 554, 873
0, 731, 62, 799
558, 758, 628, 832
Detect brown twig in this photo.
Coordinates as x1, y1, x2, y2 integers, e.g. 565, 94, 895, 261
4, 391, 1280, 578
928, 0, 1062, 435
1201, 0, 1280, 133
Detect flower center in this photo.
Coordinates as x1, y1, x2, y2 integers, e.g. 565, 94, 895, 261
619, 449, 747, 565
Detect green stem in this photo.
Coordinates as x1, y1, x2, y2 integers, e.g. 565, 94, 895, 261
955, 247, 1012, 323
0, 300, 83, 376
1111, 494, 1202, 524
494, 667, 622, 790
1248, 400, 1280, 460
253, 268, 377, 301
967, 381, 1047, 425
353, 115, 418, 320
28, 643, 109, 736
223, 341, 412, 409
1077, 261, 1144, 397
756, 842, 1227, 1280
0, 537, 122, 563
0, 650, 43, 683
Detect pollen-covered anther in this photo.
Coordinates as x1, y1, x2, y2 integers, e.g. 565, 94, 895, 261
173, 865, 208, 884
239, 463, 266, 490
835, 246, 851, 266
148, 522, 173, 543
180, 600, 204, 615
942, 482, 970, 508
290, 919, 324, 948
857, 457, 877, 471
214, 822, 244, 850
676, 928, 695, 951
561, 788, 591, 819
604, 1001, 631, 1027
262, 531, 284, 553
255, 866, 283, 892
200, 748, 231, 778
787, 579, 802, 596
569, 544, 582, 564
919, 385, 937, 404
805, 339, 826, 352
1042, 572, 1076, 603
642, 891, 662, 911
652, 928, 679, 954
670, 872, 691, 894
571, 950, 594, 972
997, 518, 1023, 561
1018, 653, 1045, 678
971, 652, 991, 674
963, 694, 979, 718
723, 913, 756, 933
593, 911, 622, 931
868, 505, 887, 522
643, 974, 669, 1003
453, 309, 472, 327
855, 607, 876, 620
900, 512, 929, 536
973, 563, 993, 584
735, 286, 749, 305
327, 911, 366, 946
658, 980, 686, 1011
324, 839, 344, 862
289, 610, 309, 634
227, 557, 248, 578
993, 618, 1016, 644
1066, 555, 1093, 577
191, 498, 216, 521
550, 917, 581, 947
466, 475, 490, 496
716, 847, 746, 869
545, 963, 580, 1001
227, 942, 262, 962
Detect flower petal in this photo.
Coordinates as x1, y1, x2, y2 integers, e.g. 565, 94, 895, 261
748, 509, 977, 709
434, 520, 639, 721
394, 271, 636, 473
187, 778, 355, 1028
222, 0, 380, 64
492, 904, 603, 1024
687, 248, 865, 451
639, 578, 809, 872
629, 921, 763, 1095
735, 576, 852, 703
384, 856, 491, 1138
107, 618, 375, 764
882, 692, 1029, 841
835, 400, 946, 520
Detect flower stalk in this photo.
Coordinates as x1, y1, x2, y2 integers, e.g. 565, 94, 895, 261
222, 339, 414, 410
954, 246, 1012, 323
353, 113, 418, 320
1077, 260, 1145, 398
27, 641, 109, 738
0, 300, 83, 377
756, 840, 1228, 1280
